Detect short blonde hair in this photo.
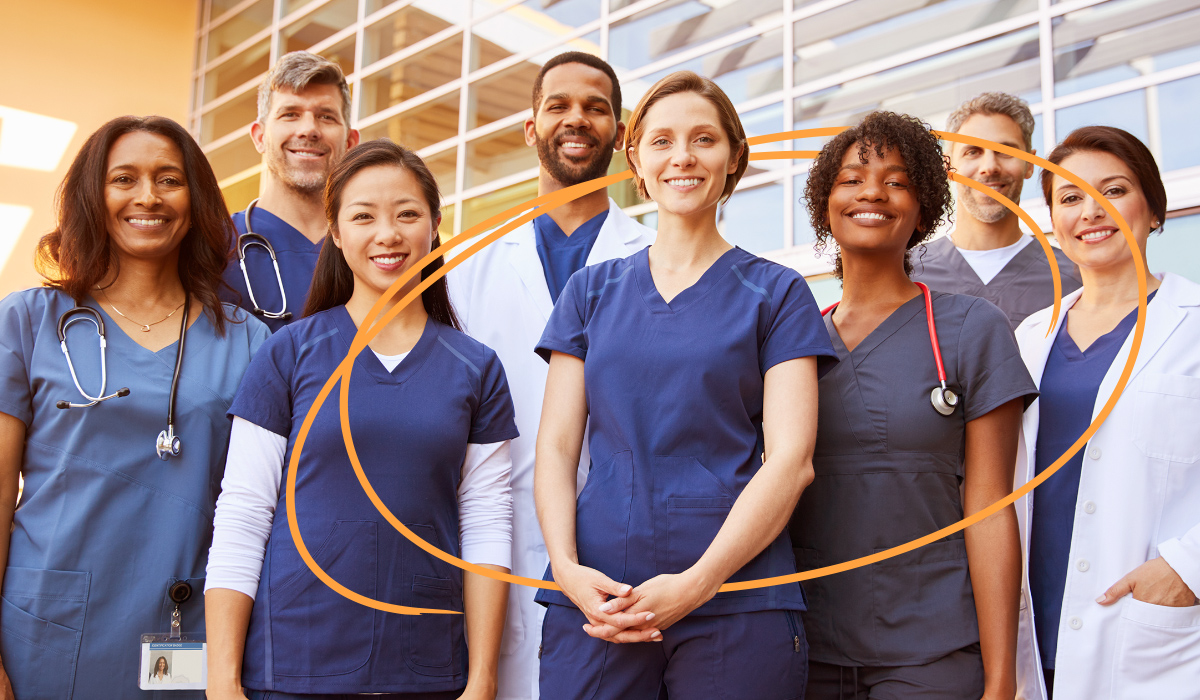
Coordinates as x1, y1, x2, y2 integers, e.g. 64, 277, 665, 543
625, 71, 748, 203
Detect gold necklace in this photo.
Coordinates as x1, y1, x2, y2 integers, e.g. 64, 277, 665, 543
97, 287, 186, 332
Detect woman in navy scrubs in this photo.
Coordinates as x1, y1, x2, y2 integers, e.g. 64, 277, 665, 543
789, 111, 1037, 699
205, 140, 517, 700
534, 71, 836, 700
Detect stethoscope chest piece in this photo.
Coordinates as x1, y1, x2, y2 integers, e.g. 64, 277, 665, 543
931, 385, 959, 416
156, 425, 181, 460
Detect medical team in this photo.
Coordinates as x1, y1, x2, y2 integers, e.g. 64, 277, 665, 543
0, 48, 1196, 700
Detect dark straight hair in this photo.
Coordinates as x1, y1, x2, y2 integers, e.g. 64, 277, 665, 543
35, 115, 235, 334
303, 139, 461, 331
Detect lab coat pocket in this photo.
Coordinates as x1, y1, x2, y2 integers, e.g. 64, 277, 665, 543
869, 539, 978, 660
404, 575, 463, 676
1110, 598, 1200, 698
575, 450, 633, 580
0, 567, 89, 699
1133, 374, 1200, 464
656, 456, 735, 575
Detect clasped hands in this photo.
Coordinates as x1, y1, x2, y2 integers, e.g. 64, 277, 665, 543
553, 562, 721, 644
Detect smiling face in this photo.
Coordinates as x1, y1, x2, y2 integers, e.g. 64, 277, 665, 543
950, 112, 1034, 223
526, 62, 623, 187
253, 83, 359, 195
155, 657, 167, 674
1050, 149, 1155, 273
630, 91, 739, 219
826, 142, 922, 264
104, 130, 192, 263
333, 164, 439, 303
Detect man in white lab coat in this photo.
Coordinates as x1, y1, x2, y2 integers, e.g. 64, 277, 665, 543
447, 51, 655, 700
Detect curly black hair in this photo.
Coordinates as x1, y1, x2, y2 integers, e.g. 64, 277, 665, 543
804, 111, 953, 279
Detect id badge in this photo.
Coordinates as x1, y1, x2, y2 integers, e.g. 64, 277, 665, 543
139, 634, 208, 690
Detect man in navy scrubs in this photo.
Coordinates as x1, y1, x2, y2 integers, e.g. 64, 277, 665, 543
912, 92, 1081, 327
448, 52, 655, 700
221, 51, 360, 330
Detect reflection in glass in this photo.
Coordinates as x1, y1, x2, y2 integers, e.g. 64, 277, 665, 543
204, 38, 272, 102
206, 136, 262, 181
1158, 74, 1200, 172
360, 91, 461, 154
201, 89, 259, 145
425, 147, 459, 198
466, 60, 541, 130
469, 0, 598, 74
363, 2, 463, 66
465, 122, 540, 189
1055, 90, 1148, 146
438, 203, 457, 242
359, 35, 464, 119
610, 0, 779, 73
207, 0, 273, 61
284, 0, 319, 16
1150, 213, 1200, 283
209, 0, 251, 21
793, 173, 816, 246
741, 103, 790, 173
462, 178, 538, 231
282, 0, 358, 54
720, 182, 785, 254
318, 34, 357, 77
221, 171, 262, 213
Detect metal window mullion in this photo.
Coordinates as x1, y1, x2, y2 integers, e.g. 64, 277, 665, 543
271, 0, 284, 64
359, 24, 466, 83
1039, 0, 1056, 154
352, 0, 366, 129
1050, 60, 1200, 110
463, 17, 605, 83
601, 0, 611, 59
208, 0, 263, 33
621, 16, 786, 84
458, 2, 472, 236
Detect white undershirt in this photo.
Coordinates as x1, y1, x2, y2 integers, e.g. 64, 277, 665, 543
954, 234, 1033, 285
206, 392, 514, 597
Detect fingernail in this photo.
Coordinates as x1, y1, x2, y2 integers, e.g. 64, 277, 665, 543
619, 584, 632, 595
1095, 595, 1106, 603
599, 602, 613, 613
650, 631, 661, 639
644, 612, 655, 621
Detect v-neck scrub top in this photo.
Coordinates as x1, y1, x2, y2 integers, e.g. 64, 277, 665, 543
789, 292, 1038, 667
227, 306, 518, 694
533, 246, 837, 615
0, 288, 270, 700
222, 205, 324, 332
534, 210, 607, 303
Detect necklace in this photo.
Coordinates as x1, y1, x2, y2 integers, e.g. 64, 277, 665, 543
97, 287, 186, 332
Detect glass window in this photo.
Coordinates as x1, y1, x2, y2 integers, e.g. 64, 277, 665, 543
359, 35, 464, 119
200, 89, 259, 145
1150, 213, 1200, 283
1157, 74, 1200, 172
363, 3, 462, 67
284, 0, 320, 16
703, 32, 784, 104
209, 0, 252, 22
1055, 89, 1148, 146
438, 203, 457, 242
317, 34, 357, 77
720, 181, 786, 254
207, 0, 273, 61
794, 172, 816, 246
610, 0, 779, 74
466, 60, 541, 129
281, 0, 358, 54
469, 0, 597, 74
426, 147, 459, 197
206, 136, 262, 182
204, 38, 271, 103
461, 178, 539, 232
360, 90, 461, 153
465, 122, 540, 189
221, 171, 262, 214
1053, 0, 1200, 96
806, 275, 843, 308
741, 102, 790, 173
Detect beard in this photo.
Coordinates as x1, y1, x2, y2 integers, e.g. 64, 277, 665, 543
959, 174, 1024, 224
535, 129, 617, 187
264, 141, 334, 196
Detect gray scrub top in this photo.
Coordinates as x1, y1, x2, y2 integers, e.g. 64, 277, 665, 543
789, 291, 1037, 668
911, 236, 1082, 328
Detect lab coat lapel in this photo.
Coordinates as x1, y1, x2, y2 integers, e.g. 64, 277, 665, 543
506, 222, 555, 321
586, 199, 639, 265
1017, 287, 1080, 483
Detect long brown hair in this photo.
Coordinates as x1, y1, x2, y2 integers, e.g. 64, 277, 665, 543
302, 139, 461, 330
35, 115, 235, 334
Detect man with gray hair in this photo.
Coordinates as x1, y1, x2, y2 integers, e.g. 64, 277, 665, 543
221, 51, 360, 330
912, 92, 1080, 327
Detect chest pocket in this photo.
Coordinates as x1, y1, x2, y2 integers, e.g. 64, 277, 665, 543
1133, 374, 1200, 464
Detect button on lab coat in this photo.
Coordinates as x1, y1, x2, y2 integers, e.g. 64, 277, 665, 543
1013, 273, 1200, 700
447, 198, 655, 700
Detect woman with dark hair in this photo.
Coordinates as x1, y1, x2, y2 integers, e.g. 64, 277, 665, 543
0, 116, 269, 699
205, 139, 516, 700
1013, 126, 1200, 700
788, 111, 1037, 699
150, 656, 171, 684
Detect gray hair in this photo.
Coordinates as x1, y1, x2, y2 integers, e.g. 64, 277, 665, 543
257, 51, 352, 126
945, 92, 1035, 151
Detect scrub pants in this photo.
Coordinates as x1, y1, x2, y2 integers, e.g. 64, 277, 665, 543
246, 691, 460, 699
539, 604, 809, 700
805, 643, 983, 700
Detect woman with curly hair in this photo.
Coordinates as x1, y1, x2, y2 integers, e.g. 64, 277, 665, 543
787, 111, 1037, 699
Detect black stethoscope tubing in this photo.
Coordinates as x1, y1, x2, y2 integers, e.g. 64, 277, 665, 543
822, 281, 959, 417
237, 199, 292, 321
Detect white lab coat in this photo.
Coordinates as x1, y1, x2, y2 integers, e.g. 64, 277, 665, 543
447, 199, 655, 700
1013, 272, 1200, 700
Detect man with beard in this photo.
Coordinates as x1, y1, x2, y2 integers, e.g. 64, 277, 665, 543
448, 51, 655, 700
912, 92, 1081, 327
221, 52, 359, 330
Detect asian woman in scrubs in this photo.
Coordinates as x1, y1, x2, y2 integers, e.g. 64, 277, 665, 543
534, 71, 836, 700
0, 116, 270, 699
1013, 126, 1200, 700
789, 111, 1038, 699
205, 139, 517, 700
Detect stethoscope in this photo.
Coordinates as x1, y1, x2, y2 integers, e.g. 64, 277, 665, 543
55, 298, 190, 460
237, 198, 292, 321
822, 281, 959, 417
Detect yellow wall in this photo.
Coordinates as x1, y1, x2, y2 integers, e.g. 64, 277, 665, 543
0, 0, 198, 297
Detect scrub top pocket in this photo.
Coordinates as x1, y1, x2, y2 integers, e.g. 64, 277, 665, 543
0, 567, 89, 700
868, 539, 977, 659
1111, 598, 1200, 697
655, 456, 735, 576
404, 575, 462, 675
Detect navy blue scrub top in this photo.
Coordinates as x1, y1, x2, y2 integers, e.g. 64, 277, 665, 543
533, 246, 837, 616
228, 306, 518, 694
221, 205, 323, 332
533, 210, 607, 303
790, 292, 1038, 667
1030, 291, 1156, 670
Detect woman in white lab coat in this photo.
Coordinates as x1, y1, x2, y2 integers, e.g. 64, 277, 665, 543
1014, 125, 1200, 700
